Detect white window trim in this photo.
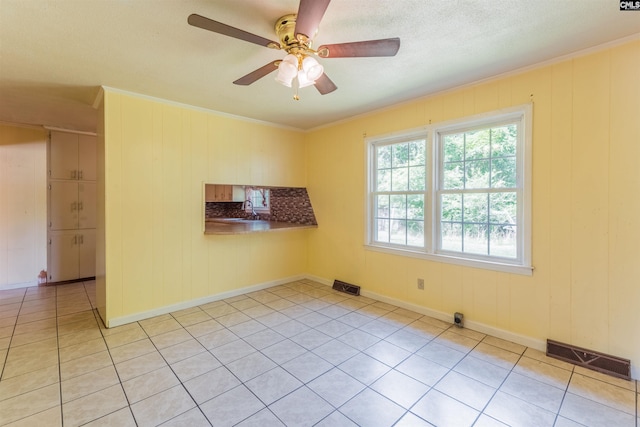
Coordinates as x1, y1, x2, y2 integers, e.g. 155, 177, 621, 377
365, 104, 533, 276
364, 126, 429, 248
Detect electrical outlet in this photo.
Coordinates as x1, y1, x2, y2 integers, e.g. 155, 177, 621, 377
454, 312, 464, 328
417, 278, 424, 290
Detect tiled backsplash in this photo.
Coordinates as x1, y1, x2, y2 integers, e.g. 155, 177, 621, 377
270, 187, 317, 225
205, 202, 245, 219
205, 187, 317, 225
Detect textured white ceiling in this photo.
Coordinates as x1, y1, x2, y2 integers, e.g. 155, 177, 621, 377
1, 0, 638, 132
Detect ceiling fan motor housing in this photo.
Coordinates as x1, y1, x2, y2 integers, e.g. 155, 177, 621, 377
275, 14, 316, 53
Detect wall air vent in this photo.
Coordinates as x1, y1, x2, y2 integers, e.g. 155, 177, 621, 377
332, 280, 360, 296
546, 339, 631, 381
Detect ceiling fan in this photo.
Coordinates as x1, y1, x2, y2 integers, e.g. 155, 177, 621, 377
188, 0, 400, 100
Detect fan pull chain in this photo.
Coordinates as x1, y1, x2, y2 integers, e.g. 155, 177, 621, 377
293, 56, 304, 100
293, 75, 300, 100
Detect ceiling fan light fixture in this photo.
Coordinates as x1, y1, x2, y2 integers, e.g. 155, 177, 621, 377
302, 56, 323, 81
281, 53, 298, 66
275, 74, 293, 87
296, 69, 315, 88
275, 55, 298, 87
276, 53, 322, 91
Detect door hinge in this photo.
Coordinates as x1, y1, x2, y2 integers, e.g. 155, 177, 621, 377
48, 239, 52, 245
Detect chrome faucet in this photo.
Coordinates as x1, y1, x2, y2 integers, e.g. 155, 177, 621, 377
245, 199, 260, 220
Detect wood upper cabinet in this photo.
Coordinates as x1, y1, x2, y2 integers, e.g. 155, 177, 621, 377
205, 184, 216, 202
215, 185, 227, 201
204, 184, 245, 202
50, 131, 96, 181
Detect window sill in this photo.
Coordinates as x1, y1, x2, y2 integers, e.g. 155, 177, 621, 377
365, 244, 533, 276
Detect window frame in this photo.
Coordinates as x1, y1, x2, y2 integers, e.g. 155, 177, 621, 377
365, 104, 532, 275
368, 129, 430, 250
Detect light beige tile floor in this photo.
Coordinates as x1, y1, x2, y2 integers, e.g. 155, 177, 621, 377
0, 279, 637, 426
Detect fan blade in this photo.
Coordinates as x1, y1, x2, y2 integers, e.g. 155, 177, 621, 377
295, 0, 331, 40
188, 14, 279, 48
314, 73, 337, 95
233, 61, 280, 86
317, 37, 400, 58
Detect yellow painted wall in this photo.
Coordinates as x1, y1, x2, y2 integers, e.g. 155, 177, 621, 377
96, 99, 106, 317
306, 40, 640, 373
0, 124, 47, 288
94, 40, 640, 377
98, 90, 308, 325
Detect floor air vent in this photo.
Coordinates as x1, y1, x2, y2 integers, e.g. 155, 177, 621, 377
332, 280, 360, 296
546, 339, 631, 380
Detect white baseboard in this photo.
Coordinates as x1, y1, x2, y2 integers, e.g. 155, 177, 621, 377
102, 272, 636, 380
363, 289, 546, 352
304, 274, 333, 287
105, 274, 306, 328
306, 274, 546, 352
306, 274, 640, 380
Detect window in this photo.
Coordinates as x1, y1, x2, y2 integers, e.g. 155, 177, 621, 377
245, 187, 270, 214
372, 134, 427, 248
366, 105, 532, 274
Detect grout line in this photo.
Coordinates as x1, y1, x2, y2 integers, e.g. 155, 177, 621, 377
94, 306, 144, 426
0, 288, 27, 380
1, 280, 637, 426
150, 312, 213, 426
57, 281, 120, 426
53, 285, 65, 426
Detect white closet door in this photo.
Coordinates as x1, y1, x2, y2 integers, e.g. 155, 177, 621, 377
78, 135, 97, 181
50, 132, 78, 180
49, 181, 79, 230
49, 231, 79, 282
78, 182, 96, 229
78, 229, 96, 278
